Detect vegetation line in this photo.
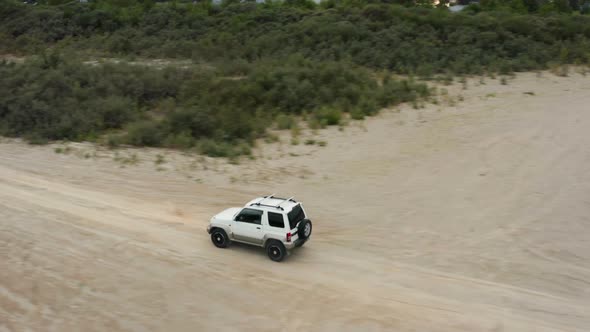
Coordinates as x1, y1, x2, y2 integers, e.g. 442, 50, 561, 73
1, 0, 589, 156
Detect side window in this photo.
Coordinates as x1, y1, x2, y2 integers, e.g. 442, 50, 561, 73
268, 212, 285, 228
235, 208, 263, 225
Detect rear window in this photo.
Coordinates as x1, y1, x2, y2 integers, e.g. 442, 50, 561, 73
287, 204, 305, 229
268, 212, 285, 228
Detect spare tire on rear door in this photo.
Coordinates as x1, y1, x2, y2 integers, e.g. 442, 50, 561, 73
298, 219, 312, 240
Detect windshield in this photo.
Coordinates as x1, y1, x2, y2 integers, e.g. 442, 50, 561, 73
287, 204, 305, 229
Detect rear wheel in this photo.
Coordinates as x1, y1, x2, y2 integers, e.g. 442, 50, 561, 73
211, 229, 230, 248
266, 240, 286, 262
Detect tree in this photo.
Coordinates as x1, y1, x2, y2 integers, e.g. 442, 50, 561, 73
554, 0, 573, 12
569, 0, 580, 10
521, 0, 540, 12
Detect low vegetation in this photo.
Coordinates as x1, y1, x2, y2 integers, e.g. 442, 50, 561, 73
2, 0, 589, 75
1, 0, 590, 155
0, 53, 429, 156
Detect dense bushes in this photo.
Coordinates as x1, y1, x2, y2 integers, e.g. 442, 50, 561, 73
0, 54, 429, 155
2, 0, 590, 154
3, 1, 590, 75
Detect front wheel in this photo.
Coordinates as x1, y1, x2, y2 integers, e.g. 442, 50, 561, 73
266, 240, 286, 262
211, 229, 230, 248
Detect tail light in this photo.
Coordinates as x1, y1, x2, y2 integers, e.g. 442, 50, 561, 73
286, 232, 292, 242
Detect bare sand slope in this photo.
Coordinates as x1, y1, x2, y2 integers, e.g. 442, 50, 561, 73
1, 72, 590, 331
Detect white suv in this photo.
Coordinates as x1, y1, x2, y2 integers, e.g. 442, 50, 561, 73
207, 195, 312, 262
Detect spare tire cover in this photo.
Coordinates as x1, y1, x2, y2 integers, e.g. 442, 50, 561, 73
298, 219, 312, 240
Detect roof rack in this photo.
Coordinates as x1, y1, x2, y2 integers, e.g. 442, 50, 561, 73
277, 196, 294, 209
258, 194, 275, 205
251, 203, 284, 210
249, 195, 296, 211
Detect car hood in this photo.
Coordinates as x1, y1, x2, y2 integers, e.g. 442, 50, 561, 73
213, 207, 241, 222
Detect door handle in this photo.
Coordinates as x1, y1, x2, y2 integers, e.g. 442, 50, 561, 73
256, 227, 261, 229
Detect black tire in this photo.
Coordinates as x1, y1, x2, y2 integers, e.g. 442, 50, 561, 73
298, 219, 312, 240
266, 240, 286, 262
211, 228, 230, 248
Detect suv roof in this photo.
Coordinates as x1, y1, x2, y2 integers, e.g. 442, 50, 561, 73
244, 195, 299, 213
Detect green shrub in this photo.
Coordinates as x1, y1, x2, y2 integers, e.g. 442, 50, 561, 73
125, 121, 163, 146
163, 131, 195, 149
0, 53, 431, 156
3, 2, 589, 76
96, 96, 137, 129
276, 114, 297, 130
314, 107, 342, 127
5, 1, 589, 157
106, 134, 124, 148
350, 108, 365, 120
197, 139, 251, 158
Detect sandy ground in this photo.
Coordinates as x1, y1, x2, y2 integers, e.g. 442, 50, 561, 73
1, 71, 590, 331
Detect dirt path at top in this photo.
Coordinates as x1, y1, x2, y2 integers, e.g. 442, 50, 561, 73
1, 72, 590, 331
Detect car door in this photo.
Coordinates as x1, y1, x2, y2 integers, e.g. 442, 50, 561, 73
232, 208, 264, 245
